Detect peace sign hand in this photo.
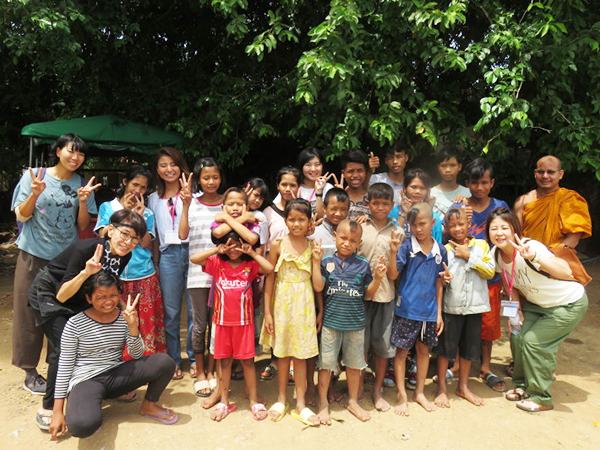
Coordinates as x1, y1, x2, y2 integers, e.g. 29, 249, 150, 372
331, 173, 345, 190
132, 194, 145, 215
179, 173, 193, 206
368, 152, 380, 170
307, 213, 320, 236
77, 176, 101, 203
84, 244, 104, 276
510, 234, 535, 260
28, 168, 47, 196
449, 239, 470, 261
438, 262, 454, 284
390, 229, 403, 254
375, 255, 388, 279
315, 172, 333, 194
243, 182, 254, 198
123, 293, 140, 327
216, 238, 237, 254
400, 189, 413, 214
312, 238, 324, 262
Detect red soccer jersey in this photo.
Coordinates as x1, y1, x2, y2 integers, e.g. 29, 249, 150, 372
203, 256, 259, 326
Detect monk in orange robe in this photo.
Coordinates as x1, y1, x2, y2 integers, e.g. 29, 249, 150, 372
514, 156, 591, 248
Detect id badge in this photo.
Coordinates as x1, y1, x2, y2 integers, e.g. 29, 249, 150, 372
501, 300, 519, 318
164, 230, 180, 245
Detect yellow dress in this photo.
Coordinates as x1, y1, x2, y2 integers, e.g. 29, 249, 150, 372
260, 238, 318, 359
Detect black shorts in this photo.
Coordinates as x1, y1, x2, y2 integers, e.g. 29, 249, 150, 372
390, 316, 438, 350
432, 313, 481, 362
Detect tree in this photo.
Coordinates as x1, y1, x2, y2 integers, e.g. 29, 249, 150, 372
1, 0, 598, 186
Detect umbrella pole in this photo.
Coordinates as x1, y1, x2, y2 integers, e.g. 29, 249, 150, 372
29, 137, 33, 167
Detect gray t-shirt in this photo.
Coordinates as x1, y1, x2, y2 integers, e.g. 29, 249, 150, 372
369, 172, 403, 206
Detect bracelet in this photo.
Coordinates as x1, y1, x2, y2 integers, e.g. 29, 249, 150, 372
530, 252, 539, 264
399, 212, 406, 219
315, 193, 323, 197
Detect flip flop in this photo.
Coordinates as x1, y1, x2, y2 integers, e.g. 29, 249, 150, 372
251, 403, 268, 421
143, 408, 179, 425
194, 379, 211, 397
268, 401, 289, 422
516, 399, 554, 412
505, 388, 529, 402
172, 366, 183, 380
481, 373, 506, 392
432, 369, 456, 384
208, 378, 217, 390
35, 411, 52, 432
210, 402, 238, 421
189, 363, 197, 379
290, 407, 319, 427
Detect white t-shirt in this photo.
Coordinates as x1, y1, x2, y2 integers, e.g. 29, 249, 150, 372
148, 192, 189, 252
493, 239, 585, 308
253, 210, 268, 246
430, 185, 471, 217
369, 172, 403, 206
187, 198, 222, 289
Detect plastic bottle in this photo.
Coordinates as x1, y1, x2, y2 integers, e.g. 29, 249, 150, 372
510, 315, 521, 335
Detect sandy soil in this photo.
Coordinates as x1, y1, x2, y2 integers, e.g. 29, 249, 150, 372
0, 262, 599, 450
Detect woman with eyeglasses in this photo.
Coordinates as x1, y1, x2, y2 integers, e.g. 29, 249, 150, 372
148, 147, 196, 380
28, 209, 147, 431
95, 165, 167, 362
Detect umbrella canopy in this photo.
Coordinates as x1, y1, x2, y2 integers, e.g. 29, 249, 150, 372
21, 115, 184, 156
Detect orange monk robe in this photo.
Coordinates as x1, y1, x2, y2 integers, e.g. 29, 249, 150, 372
522, 187, 592, 247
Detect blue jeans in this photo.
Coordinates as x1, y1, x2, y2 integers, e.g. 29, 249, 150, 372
159, 244, 194, 366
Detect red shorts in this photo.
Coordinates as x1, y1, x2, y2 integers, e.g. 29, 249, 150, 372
213, 323, 255, 360
481, 283, 501, 342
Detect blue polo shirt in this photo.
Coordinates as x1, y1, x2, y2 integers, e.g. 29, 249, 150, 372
321, 253, 373, 331
396, 236, 447, 322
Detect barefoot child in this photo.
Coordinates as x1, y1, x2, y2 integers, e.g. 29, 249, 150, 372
313, 219, 388, 424
358, 183, 404, 412
260, 199, 322, 426
49, 271, 178, 440
191, 232, 274, 421
433, 208, 494, 408
388, 203, 451, 415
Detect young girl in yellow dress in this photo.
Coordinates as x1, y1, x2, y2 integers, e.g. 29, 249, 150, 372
261, 198, 323, 426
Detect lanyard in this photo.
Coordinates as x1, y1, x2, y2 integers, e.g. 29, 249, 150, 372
167, 194, 178, 228
501, 250, 517, 300
307, 188, 315, 202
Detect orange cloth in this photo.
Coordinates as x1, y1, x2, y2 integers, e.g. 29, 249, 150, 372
522, 188, 592, 247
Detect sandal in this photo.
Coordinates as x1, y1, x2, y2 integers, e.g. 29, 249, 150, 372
210, 402, 237, 421
516, 399, 554, 412
260, 363, 277, 381
251, 403, 268, 421
432, 369, 456, 384
35, 411, 52, 432
505, 388, 529, 402
268, 401, 289, 422
189, 363, 197, 379
172, 366, 183, 380
383, 370, 396, 388
194, 379, 211, 397
231, 368, 245, 381
480, 373, 507, 392
290, 407, 319, 427
117, 391, 137, 403
506, 361, 514, 378
143, 408, 179, 425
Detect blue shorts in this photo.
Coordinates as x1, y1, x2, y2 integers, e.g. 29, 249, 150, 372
318, 326, 367, 371
390, 316, 438, 350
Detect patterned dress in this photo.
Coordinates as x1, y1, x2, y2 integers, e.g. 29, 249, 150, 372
260, 238, 319, 359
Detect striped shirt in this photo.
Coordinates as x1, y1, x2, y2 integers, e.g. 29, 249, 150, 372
187, 198, 223, 288
55, 311, 145, 399
320, 253, 373, 331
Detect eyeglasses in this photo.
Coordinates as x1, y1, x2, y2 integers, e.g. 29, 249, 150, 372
534, 169, 559, 176
115, 227, 141, 245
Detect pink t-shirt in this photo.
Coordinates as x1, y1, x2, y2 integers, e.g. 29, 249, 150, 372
203, 256, 259, 326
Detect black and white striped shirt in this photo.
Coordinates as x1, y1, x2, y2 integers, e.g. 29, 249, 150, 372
55, 310, 145, 399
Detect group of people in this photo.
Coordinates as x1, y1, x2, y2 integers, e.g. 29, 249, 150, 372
10, 135, 592, 439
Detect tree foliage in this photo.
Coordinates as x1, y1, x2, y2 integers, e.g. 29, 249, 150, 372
1, 0, 599, 183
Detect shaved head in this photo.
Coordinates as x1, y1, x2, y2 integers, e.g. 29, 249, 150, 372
535, 155, 563, 194
537, 155, 562, 170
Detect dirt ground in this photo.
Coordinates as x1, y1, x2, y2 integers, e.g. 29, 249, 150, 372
0, 262, 599, 450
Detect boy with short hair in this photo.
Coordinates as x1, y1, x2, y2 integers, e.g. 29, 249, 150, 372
358, 183, 404, 412
388, 203, 451, 415
430, 147, 470, 217
313, 219, 387, 424
450, 159, 509, 392
312, 188, 350, 257
368, 143, 409, 206
340, 150, 370, 220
